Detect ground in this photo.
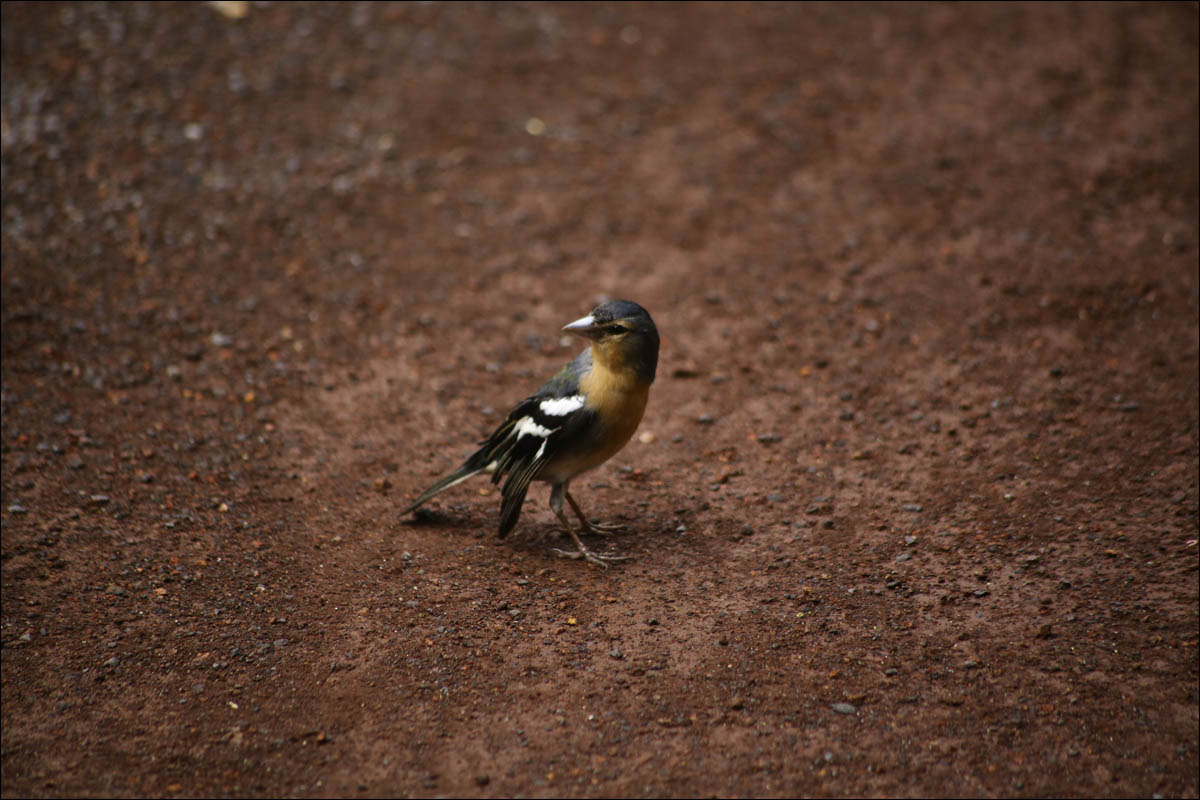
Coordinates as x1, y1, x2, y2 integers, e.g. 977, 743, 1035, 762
2, 2, 1198, 797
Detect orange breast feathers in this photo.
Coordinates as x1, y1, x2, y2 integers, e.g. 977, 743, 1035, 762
539, 359, 649, 483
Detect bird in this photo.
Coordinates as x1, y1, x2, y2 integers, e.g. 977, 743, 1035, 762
401, 299, 659, 567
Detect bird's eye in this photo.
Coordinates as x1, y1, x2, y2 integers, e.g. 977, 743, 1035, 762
605, 324, 625, 335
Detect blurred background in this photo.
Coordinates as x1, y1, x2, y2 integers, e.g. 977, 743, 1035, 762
3, 3, 1197, 797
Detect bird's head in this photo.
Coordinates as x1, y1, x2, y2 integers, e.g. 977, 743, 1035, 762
562, 300, 660, 383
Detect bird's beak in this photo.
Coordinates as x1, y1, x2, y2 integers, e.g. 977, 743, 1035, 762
562, 314, 602, 341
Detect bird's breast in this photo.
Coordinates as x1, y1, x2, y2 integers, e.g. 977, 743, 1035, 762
538, 366, 649, 484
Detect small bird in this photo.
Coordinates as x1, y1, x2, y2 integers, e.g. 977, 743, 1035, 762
401, 300, 659, 566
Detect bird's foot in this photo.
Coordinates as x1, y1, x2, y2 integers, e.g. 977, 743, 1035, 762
551, 546, 631, 568
578, 519, 627, 536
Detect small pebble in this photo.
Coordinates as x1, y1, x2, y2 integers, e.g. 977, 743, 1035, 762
901, 503, 922, 513
831, 702, 856, 715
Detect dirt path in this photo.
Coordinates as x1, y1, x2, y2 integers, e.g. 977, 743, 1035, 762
3, 3, 1197, 797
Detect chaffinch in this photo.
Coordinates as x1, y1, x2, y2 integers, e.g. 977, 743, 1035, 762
401, 300, 659, 566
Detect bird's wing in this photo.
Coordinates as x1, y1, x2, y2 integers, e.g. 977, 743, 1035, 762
401, 353, 591, 519
476, 352, 597, 538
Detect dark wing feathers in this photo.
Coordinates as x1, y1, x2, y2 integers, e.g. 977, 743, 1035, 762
487, 392, 596, 539
497, 457, 540, 538
411, 349, 596, 536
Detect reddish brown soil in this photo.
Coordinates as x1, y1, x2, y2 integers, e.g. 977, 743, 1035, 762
3, 3, 1198, 797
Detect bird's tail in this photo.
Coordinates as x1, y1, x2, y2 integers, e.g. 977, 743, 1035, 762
400, 462, 486, 516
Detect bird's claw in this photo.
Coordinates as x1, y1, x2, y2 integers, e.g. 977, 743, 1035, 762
580, 519, 627, 536
557, 520, 626, 537
551, 547, 631, 568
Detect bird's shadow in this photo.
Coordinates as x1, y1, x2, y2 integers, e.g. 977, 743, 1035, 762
402, 506, 634, 554
403, 506, 479, 530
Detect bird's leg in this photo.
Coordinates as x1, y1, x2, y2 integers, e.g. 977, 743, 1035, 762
548, 484, 630, 567
564, 489, 627, 535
